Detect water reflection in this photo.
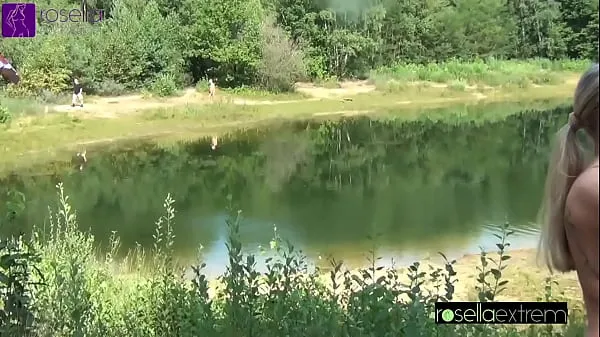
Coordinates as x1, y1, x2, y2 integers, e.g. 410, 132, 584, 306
0, 102, 571, 276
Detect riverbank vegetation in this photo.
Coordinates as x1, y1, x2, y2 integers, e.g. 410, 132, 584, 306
0, 185, 587, 336
0, 0, 598, 98
368, 59, 588, 90
0, 59, 586, 119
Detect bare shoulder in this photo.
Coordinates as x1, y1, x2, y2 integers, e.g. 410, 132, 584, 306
567, 163, 599, 223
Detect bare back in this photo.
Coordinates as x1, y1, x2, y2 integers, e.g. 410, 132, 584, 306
565, 159, 599, 336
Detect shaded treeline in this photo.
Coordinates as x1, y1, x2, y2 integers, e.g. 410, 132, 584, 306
0, 0, 597, 96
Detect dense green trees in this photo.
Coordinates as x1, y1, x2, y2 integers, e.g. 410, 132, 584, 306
0, 0, 598, 95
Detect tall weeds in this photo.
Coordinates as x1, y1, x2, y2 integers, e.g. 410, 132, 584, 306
0, 184, 586, 336
369, 58, 591, 89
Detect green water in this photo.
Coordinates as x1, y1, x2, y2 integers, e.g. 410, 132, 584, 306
0, 103, 571, 276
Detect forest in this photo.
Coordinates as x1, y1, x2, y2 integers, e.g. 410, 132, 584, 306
0, 0, 598, 97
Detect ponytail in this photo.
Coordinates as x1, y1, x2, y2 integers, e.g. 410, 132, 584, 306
538, 64, 599, 273
537, 122, 587, 272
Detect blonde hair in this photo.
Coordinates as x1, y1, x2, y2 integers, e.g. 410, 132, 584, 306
538, 63, 599, 272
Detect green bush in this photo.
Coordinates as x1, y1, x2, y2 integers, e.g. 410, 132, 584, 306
92, 0, 183, 89
0, 236, 41, 336
256, 17, 308, 92
149, 73, 179, 97
0, 184, 587, 337
3, 36, 71, 97
0, 105, 11, 125
195, 79, 210, 93
178, 0, 264, 87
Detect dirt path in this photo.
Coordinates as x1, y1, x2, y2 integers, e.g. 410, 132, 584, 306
51, 88, 204, 118
295, 80, 376, 98
48, 81, 379, 119
46, 76, 578, 120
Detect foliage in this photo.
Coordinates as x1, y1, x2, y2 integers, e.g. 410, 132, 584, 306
369, 58, 591, 88
178, 0, 264, 86
93, 0, 184, 89
256, 17, 308, 92
2, 36, 71, 97
0, 236, 41, 337
149, 73, 179, 97
0, 184, 587, 336
0, 106, 11, 126
0, 0, 597, 96
475, 222, 513, 302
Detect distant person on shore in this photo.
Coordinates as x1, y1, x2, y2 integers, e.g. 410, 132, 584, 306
76, 150, 87, 171
72, 78, 84, 108
538, 63, 598, 337
211, 135, 218, 150
208, 79, 216, 100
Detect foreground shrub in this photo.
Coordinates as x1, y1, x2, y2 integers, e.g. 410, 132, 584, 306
0, 184, 587, 337
0, 235, 41, 337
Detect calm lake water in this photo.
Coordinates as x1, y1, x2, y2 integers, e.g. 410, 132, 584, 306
0, 102, 572, 276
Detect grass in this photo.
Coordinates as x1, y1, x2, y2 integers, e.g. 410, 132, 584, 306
0, 185, 588, 337
369, 58, 590, 90
219, 86, 310, 101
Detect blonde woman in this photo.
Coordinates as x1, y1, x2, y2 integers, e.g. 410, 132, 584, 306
538, 64, 598, 337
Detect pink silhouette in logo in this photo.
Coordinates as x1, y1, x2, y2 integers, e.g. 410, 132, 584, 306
2, 3, 35, 38
6, 4, 30, 37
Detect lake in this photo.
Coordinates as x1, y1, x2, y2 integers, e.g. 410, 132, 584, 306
0, 102, 572, 277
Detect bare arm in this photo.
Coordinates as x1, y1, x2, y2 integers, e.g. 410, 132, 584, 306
567, 166, 600, 278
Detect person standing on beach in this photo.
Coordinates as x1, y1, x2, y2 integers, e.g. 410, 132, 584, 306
211, 135, 218, 150
208, 79, 216, 100
72, 78, 84, 108
538, 63, 598, 337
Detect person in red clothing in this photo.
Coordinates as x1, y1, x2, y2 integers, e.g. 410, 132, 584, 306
0, 52, 20, 84
0, 52, 9, 65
